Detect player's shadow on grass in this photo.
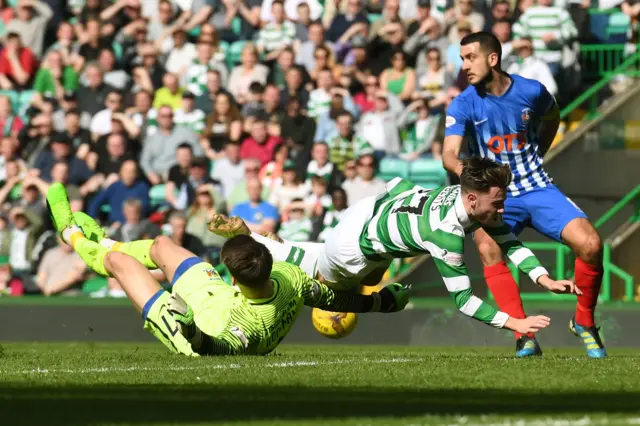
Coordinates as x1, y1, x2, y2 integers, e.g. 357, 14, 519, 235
3, 384, 640, 424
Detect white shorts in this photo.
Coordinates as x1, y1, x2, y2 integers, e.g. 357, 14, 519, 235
317, 196, 390, 291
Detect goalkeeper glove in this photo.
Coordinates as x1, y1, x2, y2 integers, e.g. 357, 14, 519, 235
167, 292, 203, 351
376, 283, 411, 313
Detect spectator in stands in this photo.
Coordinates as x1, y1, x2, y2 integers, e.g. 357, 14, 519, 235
446, 21, 473, 76
240, 117, 282, 167
231, 177, 279, 233
304, 175, 332, 218
34, 133, 93, 185
309, 70, 347, 120
211, 141, 244, 200
5, 0, 52, 58
202, 92, 243, 158
357, 92, 401, 158
445, 0, 484, 42
405, 0, 432, 38
0, 32, 38, 90
327, 0, 369, 42
296, 21, 334, 74
512, 0, 577, 76
184, 41, 228, 98
61, 109, 91, 156
147, 0, 178, 41
153, 73, 184, 111
241, 82, 266, 118
280, 96, 315, 177
318, 186, 348, 242
127, 90, 155, 138
293, 2, 312, 41
174, 156, 224, 212
368, 21, 407, 76
622, 1, 640, 46
19, 113, 54, 165
268, 159, 310, 218
257, 0, 296, 62
76, 18, 112, 66
326, 110, 371, 173
417, 47, 452, 111
87, 132, 135, 189
88, 159, 150, 224
369, 0, 403, 40
77, 64, 115, 117
228, 43, 269, 105
90, 90, 124, 139
259, 143, 289, 193
278, 199, 312, 242
484, 0, 511, 32
110, 197, 161, 242
186, 184, 225, 249
0, 96, 24, 138
263, 84, 285, 123
380, 50, 416, 103
260, 0, 322, 24
165, 142, 192, 209
280, 66, 309, 107
53, 92, 91, 132
8, 206, 43, 282
195, 69, 233, 115
343, 153, 385, 205
406, 17, 448, 76
163, 27, 195, 77
398, 98, 442, 161
32, 50, 80, 110
174, 91, 206, 135
306, 142, 337, 183
36, 235, 87, 296
507, 36, 558, 96
166, 210, 205, 257
140, 105, 201, 185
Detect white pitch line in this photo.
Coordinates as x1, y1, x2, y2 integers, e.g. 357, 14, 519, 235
2, 357, 417, 376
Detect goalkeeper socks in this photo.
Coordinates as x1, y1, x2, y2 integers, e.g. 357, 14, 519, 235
250, 232, 317, 277
142, 290, 196, 356
109, 240, 158, 270
484, 262, 531, 339
69, 235, 111, 277
574, 258, 602, 327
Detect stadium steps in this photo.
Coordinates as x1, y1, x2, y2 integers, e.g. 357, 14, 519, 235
604, 221, 640, 301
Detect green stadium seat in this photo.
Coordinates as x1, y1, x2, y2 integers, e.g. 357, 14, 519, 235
409, 158, 446, 188
606, 12, 631, 39
0, 90, 19, 112
112, 41, 123, 61
149, 184, 167, 208
368, 13, 382, 24
378, 157, 409, 181
231, 17, 242, 36
227, 40, 247, 70
189, 26, 201, 37
17, 90, 35, 116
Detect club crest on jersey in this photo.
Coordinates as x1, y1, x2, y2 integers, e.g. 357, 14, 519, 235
521, 108, 531, 124
205, 268, 220, 280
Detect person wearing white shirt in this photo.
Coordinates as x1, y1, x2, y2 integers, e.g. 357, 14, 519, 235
506, 37, 558, 97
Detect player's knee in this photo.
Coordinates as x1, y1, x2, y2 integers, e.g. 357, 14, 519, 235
151, 235, 172, 258
104, 251, 129, 274
476, 240, 503, 266
577, 232, 603, 264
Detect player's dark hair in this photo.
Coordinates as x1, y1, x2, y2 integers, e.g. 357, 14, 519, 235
221, 235, 273, 289
460, 31, 502, 68
460, 157, 512, 193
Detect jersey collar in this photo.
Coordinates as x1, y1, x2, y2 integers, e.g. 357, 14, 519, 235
247, 279, 279, 305
454, 190, 473, 231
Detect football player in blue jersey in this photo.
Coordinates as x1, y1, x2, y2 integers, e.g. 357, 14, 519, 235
442, 32, 606, 358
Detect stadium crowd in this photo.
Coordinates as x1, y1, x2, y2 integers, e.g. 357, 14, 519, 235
0, 0, 597, 296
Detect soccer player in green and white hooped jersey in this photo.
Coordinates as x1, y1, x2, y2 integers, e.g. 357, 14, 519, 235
210, 157, 580, 335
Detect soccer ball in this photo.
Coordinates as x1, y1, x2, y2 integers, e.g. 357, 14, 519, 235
311, 308, 358, 339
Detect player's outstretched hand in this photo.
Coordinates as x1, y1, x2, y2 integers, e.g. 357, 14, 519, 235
537, 276, 583, 295
505, 315, 551, 334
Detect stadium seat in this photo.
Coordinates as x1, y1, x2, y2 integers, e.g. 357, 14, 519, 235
409, 158, 447, 188
231, 17, 242, 36
367, 13, 382, 24
0, 90, 19, 112
112, 41, 123, 61
17, 90, 35, 117
606, 13, 630, 43
149, 184, 167, 208
378, 157, 409, 181
227, 40, 247, 70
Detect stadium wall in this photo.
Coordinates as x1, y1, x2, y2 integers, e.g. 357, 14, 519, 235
1, 303, 639, 347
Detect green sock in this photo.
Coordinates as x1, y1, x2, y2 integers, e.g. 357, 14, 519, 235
112, 240, 158, 270
71, 236, 111, 277
142, 290, 197, 356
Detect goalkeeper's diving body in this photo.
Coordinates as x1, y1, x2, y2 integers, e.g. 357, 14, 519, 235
46, 183, 410, 356
212, 157, 581, 335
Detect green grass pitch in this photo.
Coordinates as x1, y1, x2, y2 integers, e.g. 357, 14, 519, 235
2, 343, 640, 425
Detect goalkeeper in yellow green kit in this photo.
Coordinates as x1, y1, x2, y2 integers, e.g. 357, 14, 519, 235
46, 183, 410, 356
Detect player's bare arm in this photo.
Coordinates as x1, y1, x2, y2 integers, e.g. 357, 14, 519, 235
443, 134, 465, 176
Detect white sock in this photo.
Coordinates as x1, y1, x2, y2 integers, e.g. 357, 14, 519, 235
62, 225, 83, 246
250, 232, 319, 277
100, 238, 118, 249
